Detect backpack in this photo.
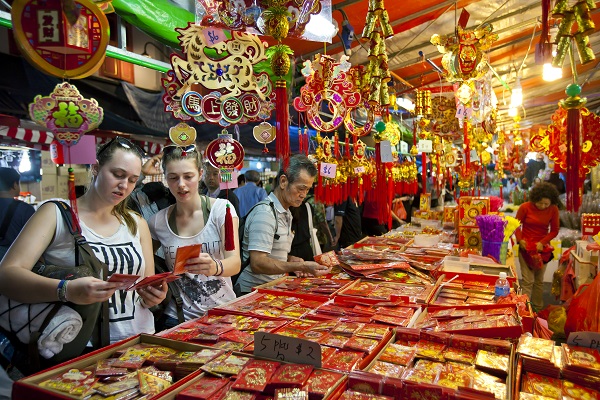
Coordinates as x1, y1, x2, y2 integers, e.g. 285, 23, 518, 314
153, 195, 211, 330
230, 200, 278, 286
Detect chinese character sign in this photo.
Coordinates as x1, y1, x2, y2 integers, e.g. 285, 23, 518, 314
162, 24, 275, 126
29, 82, 104, 146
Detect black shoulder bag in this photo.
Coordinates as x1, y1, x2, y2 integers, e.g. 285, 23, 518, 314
0, 201, 109, 374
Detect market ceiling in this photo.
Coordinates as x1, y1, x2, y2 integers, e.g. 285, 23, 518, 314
111, 0, 600, 135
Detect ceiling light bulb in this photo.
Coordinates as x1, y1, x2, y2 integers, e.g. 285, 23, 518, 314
510, 78, 523, 108
508, 107, 518, 117
542, 63, 562, 82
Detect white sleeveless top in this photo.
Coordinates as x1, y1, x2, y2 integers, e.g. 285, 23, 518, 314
148, 198, 237, 321
43, 203, 154, 343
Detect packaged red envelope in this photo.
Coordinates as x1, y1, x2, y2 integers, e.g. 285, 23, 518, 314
276, 327, 305, 338
378, 343, 417, 366
235, 318, 262, 331
112, 348, 151, 369
339, 390, 393, 399
322, 350, 364, 372
274, 388, 310, 399
368, 361, 404, 378
355, 324, 390, 340
138, 366, 173, 383
402, 365, 442, 384
201, 323, 235, 336
162, 327, 201, 342
435, 364, 474, 389
220, 329, 254, 344
138, 371, 171, 395
93, 378, 139, 396
201, 352, 251, 376
562, 380, 600, 400
343, 282, 376, 297
299, 330, 329, 341
281, 304, 311, 318
270, 364, 314, 388
173, 243, 202, 275
313, 251, 340, 267
519, 392, 555, 400
344, 336, 379, 353
319, 334, 349, 349
442, 347, 477, 364
301, 369, 344, 398
192, 333, 220, 343
375, 307, 414, 319
332, 322, 364, 336
347, 371, 385, 395
181, 349, 225, 365
220, 391, 257, 400
39, 369, 98, 397
321, 346, 337, 362
474, 350, 509, 376
95, 359, 128, 376
232, 360, 281, 392
213, 341, 245, 351
370, 314, 409, 327
177, 377, 230, 400
562, 344, 600, 371
415, 340, 446, 361
522, 372, 562, 399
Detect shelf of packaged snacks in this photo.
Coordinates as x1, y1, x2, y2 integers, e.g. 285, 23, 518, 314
13, 334, 217, 400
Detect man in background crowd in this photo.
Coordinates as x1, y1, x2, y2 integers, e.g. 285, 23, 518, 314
201, 161, 240, 217
234, 170, 267, 218
0, 167, 35, 261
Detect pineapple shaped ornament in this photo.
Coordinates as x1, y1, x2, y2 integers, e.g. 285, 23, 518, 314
267, 44, 293, 77
261, 0, 292, 41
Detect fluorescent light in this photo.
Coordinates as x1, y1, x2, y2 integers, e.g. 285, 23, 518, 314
543, 63, 562, 81
508, 107, 518, 117
510, 78, 522, 108
256, 162, 263, 170
19, 151, 31, 173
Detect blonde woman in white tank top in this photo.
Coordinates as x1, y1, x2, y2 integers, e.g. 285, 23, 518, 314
0, 137, 167, 345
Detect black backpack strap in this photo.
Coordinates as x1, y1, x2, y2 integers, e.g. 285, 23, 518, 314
0, 200, 20, 240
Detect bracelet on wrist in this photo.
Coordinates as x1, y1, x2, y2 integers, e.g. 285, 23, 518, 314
57, 279, 68, 302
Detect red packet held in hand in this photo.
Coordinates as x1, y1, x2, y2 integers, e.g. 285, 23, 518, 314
108, 274, 141, 290
127, 272, 178, 291
174, 244, 202, 275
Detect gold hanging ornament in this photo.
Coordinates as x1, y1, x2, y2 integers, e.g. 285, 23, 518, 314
552, 0, 596, 66
415, 89, 432, 117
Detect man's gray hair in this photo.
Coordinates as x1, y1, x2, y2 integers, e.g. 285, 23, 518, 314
275, 155, 317, 188
245, 170, 261, 183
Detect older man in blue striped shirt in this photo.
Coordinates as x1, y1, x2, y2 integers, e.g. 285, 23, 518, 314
234, 155, 331, 296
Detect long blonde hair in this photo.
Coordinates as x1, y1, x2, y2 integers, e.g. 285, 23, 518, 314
96, 137, 143, 235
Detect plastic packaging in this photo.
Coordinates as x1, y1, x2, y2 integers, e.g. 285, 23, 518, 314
494, 272, 510, 300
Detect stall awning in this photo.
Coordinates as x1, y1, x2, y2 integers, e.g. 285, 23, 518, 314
95, 136, 165, 155
0, 125, 54, 151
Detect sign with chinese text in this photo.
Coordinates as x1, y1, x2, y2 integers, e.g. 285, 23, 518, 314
162, 24, 274, 126
254, 332, 322, 368
29, 82, 104, 146
11, 0, 109, 79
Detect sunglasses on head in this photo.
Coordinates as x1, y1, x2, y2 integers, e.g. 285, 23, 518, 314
163, 144, 197, 157
97, 136, 144, 158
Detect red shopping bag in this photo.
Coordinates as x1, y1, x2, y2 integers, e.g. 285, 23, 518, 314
564, 273, 600, 336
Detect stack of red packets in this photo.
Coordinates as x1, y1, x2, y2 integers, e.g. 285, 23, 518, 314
177, 359, 345, 400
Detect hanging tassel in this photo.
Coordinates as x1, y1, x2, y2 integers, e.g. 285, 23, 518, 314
224, 203, 235, 251
67, 166, 80, 227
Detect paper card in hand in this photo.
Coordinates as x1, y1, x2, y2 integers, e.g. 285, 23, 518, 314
127, 272, 179, 291
174, 244, 202, 275
108, 274, 141, 290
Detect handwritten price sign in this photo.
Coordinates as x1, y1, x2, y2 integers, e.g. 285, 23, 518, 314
354, 166, 366, 174
320, 162, 337, 178
202, 28, 226, 45
254, 332, 322, 367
